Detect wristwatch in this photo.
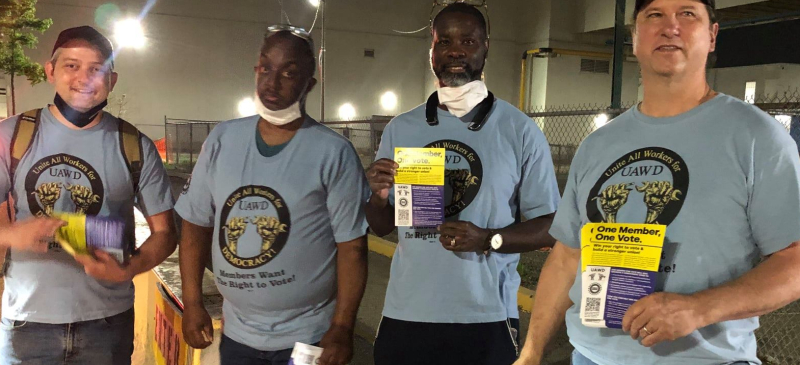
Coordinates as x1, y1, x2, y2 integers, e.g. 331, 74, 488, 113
484, 230, 503, 255
490, 232, 504, 251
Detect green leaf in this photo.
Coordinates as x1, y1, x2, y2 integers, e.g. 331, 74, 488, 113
0, 0, 50, 88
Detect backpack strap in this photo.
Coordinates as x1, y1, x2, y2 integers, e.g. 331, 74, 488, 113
1, 109, 42, 277
118, 118, 143, 195
10, 109, 42, 181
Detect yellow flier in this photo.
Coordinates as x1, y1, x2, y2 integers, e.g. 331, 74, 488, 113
52, 212, 89, 256
580, 223, 666, 273
394, 148, 446, 186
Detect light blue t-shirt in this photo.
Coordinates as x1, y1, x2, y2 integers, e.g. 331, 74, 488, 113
175, 116, 369, 351
376, 99, 560, 323
550, 94, 800, 365
0, 108, 174, 323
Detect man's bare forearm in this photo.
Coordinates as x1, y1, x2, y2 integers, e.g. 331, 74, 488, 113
692, 242, 800, 327
365, 195, 395, 237
493, 213, 556, 253
519, 242, 579, 364
129, 231, 176, 276
128, 210, 177, 276
330, 235, 369, 331
179, 220, 214, 307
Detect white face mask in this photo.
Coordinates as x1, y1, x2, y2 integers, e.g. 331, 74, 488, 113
436, 80, 488, 118
253, 91, 303, 126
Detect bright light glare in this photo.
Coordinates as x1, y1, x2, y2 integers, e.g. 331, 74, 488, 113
380, 91, 398, 111
238, 97, 256, 117
594, 113, 609, 129
113, 18, 146, 49
776, 114, 792, 132
309, 0, 320, 7
339, 103, 356, 120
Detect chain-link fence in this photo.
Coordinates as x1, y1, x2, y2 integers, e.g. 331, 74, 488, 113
163, 116, 392, 172
164, 118, 219, 172
750, 93, 800, 365
527, 104, 635, 192
322, 116, 391, 168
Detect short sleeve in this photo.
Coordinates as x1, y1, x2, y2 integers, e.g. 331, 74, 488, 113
519, 125, 560, 220
325, 142, 369, 243
748, 121, 800, 256
174, 137, 217, 227
549, 144, 586, 249
0, 117, 17, 203
134, 136, 174, 217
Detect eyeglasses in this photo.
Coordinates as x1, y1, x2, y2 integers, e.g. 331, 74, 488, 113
256, 24, 317, 74
265, 24, 315, 50
430, 0, 491, 39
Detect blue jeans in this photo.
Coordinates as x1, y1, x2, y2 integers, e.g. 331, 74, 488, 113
0, 307, 134, 365
220, 334, 318, 365
571, 350, 753, 365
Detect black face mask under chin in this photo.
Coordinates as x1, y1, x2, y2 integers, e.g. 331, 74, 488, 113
53, 93, 108, 128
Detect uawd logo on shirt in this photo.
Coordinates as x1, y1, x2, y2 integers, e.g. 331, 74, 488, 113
219, 185, 291, 269
25, 154, 104, 217
586, 147, 689, 226
425, 140, 483, 217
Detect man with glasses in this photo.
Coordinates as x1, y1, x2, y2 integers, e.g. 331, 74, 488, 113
366, 3, 560, 365
515, 1, 800, 364
176, 26, 369, 365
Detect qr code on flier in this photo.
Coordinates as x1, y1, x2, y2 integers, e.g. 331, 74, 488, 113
397, 210, 410, 225
584, 298, 601, 317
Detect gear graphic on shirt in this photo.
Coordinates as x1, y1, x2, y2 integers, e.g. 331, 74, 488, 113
65, 183, 101, 214
251, 216, 288, 252
636, 181, 682, 224
445, 169, 480, 204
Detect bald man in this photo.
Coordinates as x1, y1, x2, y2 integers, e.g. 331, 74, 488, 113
176, 25, 369, 365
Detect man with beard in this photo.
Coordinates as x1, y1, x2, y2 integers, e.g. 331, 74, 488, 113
0, 26, 176, 365
177, 26, 369, 365
366, 4, 560, 365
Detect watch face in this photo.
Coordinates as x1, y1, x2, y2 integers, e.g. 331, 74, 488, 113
491, 234, 503, 250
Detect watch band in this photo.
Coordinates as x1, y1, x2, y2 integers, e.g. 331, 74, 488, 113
483, 229, 496, 255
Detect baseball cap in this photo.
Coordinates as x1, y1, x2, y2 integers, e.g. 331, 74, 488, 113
52, 26, 114, 65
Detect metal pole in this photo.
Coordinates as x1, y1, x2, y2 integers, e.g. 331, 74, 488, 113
164, 116, 168, 164
320, 0, 326, 122
189, 124, 194, 166
611, 0, 626, 110
369, 120, 376, 156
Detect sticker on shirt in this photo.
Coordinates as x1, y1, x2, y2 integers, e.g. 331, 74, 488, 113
424, 140, 483, 218
218, 185, 291, 269
586, 147, 689, 226
25, 154, 104, 217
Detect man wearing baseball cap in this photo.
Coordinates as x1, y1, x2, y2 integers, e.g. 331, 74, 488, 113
0, 25, 176, 364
